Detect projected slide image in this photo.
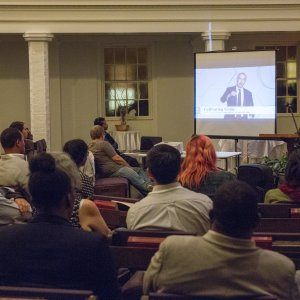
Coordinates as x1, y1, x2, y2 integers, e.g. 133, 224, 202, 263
194, 51, 276, 137
195, 66, 275, 119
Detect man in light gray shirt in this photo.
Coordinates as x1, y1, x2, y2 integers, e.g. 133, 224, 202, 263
127, 144, 212, 235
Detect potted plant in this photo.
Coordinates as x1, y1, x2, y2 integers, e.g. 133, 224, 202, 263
261, 154, 288, 186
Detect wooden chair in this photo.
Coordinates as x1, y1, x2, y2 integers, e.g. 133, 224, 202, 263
0, 286, 95, 299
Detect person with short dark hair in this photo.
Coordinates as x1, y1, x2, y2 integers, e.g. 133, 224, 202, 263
9, 121, 31, 140
63, 139, 94, 198
0, 128, 28, 192
9, 121, 34, 160
126, 144, 212, 234
0, 152, 121, 300
265, 149, 300, 203
94, 116, 140, 167
144, 180, 299, 299
94, 117, 118, 149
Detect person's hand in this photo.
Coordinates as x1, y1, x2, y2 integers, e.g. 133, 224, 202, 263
15, 198, 31, 215
230, 91, 237, 97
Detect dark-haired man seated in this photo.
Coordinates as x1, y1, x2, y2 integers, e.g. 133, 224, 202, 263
9, 121, 34, 161
94, 117, 140, 167
0, 128, 31, 219
126, 144, 212, 235
143, 180, 299, 299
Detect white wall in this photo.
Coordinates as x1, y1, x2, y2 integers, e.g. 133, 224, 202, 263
0, 40, 30, 131
1, 33, 300, 152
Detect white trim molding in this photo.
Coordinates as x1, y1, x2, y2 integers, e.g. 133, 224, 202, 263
0, 2, 300, 33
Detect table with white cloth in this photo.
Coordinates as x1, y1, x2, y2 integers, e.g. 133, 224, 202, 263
124, 151, 241, 171
216, 139, 287, 165
109, 131, 141, 151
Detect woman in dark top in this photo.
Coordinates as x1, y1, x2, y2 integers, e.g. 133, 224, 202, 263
63, 139, 94, 227
0, 152, 120, 299
179, 135, 235, 198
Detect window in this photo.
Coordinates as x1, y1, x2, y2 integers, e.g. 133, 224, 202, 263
256, 46, 297, 113
104, 47, 149, 118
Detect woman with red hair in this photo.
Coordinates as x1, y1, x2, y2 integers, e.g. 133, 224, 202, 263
179, 135, 235, 198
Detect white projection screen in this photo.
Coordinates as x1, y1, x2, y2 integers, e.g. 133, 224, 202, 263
195, 51, 276, 137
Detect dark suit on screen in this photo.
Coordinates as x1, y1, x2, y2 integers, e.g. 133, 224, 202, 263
0, 214, 121, 300
220, 86, 253, 106
220, 86, 254, 118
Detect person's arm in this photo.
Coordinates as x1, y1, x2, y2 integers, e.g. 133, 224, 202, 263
143, 240, 167, 295
112, 154, 130, 167
14, 198, 32, 216
102, 141, 130, 167
220, 87, 236, 103
79, 199, 111, 237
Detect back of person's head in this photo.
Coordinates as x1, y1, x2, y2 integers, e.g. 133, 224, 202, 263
29, 153, 73, 212
9, 121, 24, 133
0, 127, 23, 150
90, 125, 104, 140
213, 180, 259, 238
179, 135, 217, 189
63, 139, 88, 167
146, 144, 181, 184
285, 149, 300, 187
94, 117, 106, 126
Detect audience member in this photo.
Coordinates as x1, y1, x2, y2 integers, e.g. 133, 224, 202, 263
265, 149, 300, 203
89, 125, 151, 196
9, 121, 31, 140
179, 134, 235, 198
62, 140, 110, 235
63, 139, 94, 199
0, 128, 30, 198
143, 180, 299, 299
9, 121, 34, 161
80, 150, 95, 186
127, 144, 212, 234
94, 116, 139, 167
0, 187, 32, 225
0, 152, 120, 299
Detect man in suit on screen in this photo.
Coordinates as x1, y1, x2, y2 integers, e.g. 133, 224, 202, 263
220, 72, 254, 118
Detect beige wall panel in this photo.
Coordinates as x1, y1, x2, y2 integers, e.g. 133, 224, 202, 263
0, 41, 29, 132
59, 42, 98, 146
155, 41, 194, 144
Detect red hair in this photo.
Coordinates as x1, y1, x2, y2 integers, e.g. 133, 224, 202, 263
179, 135, 218, 189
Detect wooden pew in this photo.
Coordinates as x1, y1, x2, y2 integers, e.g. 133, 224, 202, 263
253, 232, 300, 269
110, 229, 195, 270
94, 200, 127, 229
0, 286, 95, 300
255, 218, 300, 233
258, 203, 300, 218
94, 194, 139, 204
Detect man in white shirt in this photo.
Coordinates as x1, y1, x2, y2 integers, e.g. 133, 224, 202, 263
126, 144, 212, 235
144, 180, 299, 299
0, 128, 31, 215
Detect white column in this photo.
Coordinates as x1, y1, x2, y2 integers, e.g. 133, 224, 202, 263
201, 32, 231, 52
23, 33, 54, 149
